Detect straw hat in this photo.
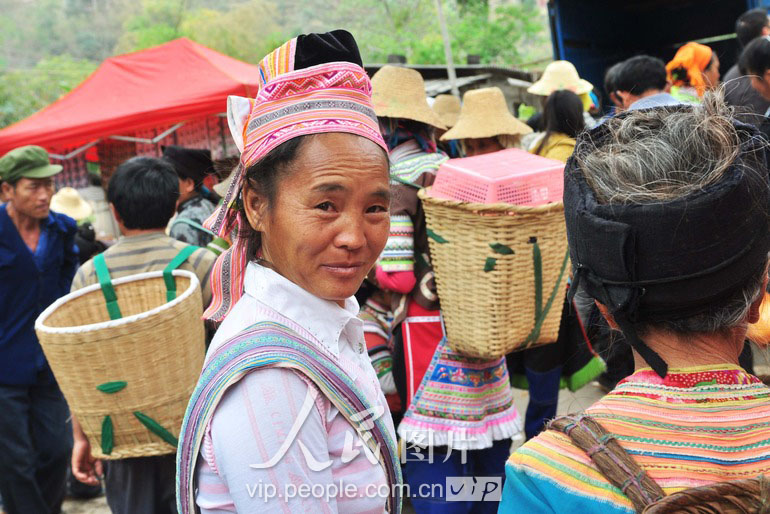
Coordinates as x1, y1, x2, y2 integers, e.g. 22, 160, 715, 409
51, 187, 92, 221
213, 174, 232, 197
371, 65, 447, 129
441, 87, 532, 141
527, 60, 593, 96
432, 94, 461, 128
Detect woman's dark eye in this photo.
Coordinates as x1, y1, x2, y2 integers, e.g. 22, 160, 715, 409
367, 205, 388, 213
316, 202, 334, 211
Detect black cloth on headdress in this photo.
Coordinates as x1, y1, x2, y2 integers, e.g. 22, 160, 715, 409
564, 106, 770, 377
161, 145, 213, 187
294, 29, 363, 70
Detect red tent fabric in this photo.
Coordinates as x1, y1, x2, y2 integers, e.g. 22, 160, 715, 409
0, 38, 261, 155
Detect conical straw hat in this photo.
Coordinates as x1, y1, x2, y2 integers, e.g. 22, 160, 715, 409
441, 87, 532, 141
371, 66, 447, 129
50, 187, 92, 221
527, 60, 593, 96
432, 94, 461, 128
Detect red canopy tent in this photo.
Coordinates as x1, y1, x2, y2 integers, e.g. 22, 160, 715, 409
0, 38, 260, 187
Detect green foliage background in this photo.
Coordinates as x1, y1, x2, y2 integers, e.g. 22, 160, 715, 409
0, 0, 549, 129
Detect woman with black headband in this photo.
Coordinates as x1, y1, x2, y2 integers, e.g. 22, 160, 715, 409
499, 93, 770, 513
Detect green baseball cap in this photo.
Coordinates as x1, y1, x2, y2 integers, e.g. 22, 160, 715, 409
0, 145, 62, 182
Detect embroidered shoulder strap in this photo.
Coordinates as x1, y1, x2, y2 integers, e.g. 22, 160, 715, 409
549, 414, 770, 513
548, 414, 665, 512
176, 321, 402, 514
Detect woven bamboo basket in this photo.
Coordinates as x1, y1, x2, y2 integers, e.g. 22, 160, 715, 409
35, 270, 205, 459
418, 187, 570, 359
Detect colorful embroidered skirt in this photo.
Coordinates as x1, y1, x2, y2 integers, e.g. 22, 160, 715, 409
397, 301, 523, 450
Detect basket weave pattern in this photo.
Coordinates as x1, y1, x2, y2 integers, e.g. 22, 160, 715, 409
419, 188, 569, 359
36, 272, 205, 459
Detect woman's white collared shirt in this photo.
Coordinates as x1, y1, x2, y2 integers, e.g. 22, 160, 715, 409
196, 262, 395, 513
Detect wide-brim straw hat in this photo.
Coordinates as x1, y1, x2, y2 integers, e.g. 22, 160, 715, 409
528, 60, 593, 96
213, 174, 232, 197
51, 187, 93, 221
441, 87, 532, 141
432, 94, 461, 128
371, 65, 447, 129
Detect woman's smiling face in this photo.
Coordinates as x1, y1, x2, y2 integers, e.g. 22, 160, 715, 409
243, 133, 390, 305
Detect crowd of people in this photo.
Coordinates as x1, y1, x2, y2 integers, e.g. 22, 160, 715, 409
1, 7, 770, 514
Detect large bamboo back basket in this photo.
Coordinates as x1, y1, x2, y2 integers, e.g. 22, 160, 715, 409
35, 270, 205, 459
419, 188, 570, 359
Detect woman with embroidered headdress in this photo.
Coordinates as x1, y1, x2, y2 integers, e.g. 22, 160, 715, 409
499, 94, 770, 513
176, 31, 401, 513
369, 66, 522, 514
666, 42, 721, 104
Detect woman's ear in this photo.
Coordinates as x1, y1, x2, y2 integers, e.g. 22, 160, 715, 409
242, 184, 268, 232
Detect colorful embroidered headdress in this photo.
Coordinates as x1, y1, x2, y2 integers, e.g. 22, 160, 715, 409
204, 30, 387, 322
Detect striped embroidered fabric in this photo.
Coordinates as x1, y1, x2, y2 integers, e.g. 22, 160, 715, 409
240, 63, 385, 168
256, 37, 295, 89
359, 298, 392, 342
359, 299, 395, 381
506, 365, 770, 511
390, 152, 448, 187
380, 214, 415, 272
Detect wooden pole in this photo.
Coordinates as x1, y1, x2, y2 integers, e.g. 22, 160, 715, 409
435, 0, 460, 97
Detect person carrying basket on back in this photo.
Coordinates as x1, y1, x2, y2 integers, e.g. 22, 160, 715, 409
70, 156, 215, 514
440, 86, 603, 442
369, 66, 523, 514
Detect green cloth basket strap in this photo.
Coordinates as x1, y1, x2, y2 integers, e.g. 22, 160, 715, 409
163, 246, 199, 302
170, 217, 215, 236
172, 218, 230, 256
93, 253, 122, 320
206, 236, 230, 256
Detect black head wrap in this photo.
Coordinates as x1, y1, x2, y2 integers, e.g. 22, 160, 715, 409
564, 106, 770, 377
162, 145, 213, 188
294, 30, 363, 70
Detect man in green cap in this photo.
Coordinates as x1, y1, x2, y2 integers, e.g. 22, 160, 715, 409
0, 145, 79, 514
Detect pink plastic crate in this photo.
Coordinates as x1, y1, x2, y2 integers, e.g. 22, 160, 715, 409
428, 148, 565, 206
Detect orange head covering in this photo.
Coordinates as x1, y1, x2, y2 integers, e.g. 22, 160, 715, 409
666, 42, 713, 97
